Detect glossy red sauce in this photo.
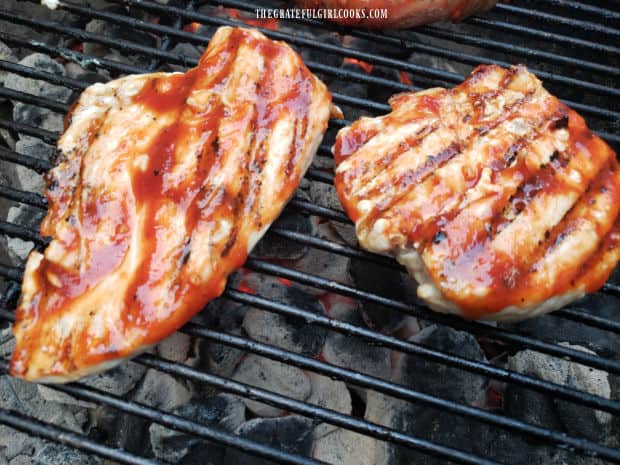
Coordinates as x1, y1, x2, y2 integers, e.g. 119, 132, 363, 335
12, 27, 328, 377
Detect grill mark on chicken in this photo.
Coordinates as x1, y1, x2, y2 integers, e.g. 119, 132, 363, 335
360, 73, 540, 247
10, 26, 332, 382
334, 64, 619, 321
367, 68, 527, 211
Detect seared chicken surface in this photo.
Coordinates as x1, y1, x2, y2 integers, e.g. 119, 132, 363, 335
11, 26, 332, 382
296, 0, 497, 28
334, 65, 619, 321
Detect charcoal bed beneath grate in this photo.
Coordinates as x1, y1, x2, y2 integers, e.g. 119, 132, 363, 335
0, 0, 618, 465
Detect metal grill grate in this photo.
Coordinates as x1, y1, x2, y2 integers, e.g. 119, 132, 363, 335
0, 1, 618, 464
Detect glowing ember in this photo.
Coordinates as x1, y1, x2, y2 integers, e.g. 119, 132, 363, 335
183, 22, 201, 33
278, 277, 293, 287
224, 7, 279, 31
344, 57, 373, 74
399, 70, 413, 86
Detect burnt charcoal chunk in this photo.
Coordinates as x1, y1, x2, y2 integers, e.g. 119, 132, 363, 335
501, 292, 620, 359
31, 443, 103, 465
349, 258, 409, 334
243, 284, 327, 357
252, 208, 313, 260
150, 395, 246, 465
400, 325, 487, 404
506, 347, 612, 442
225, 416, 314, 465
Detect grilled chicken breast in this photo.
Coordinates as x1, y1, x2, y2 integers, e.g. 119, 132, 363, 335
334, 65, 619, 321
11, 26, 332, 382
296, 0, 498, 28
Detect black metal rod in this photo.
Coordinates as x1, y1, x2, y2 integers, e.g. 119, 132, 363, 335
1, 178, 619, 337
417, 26, 619, 78
0, 361, 327, 465
0, 408, 167, 465
180, 322, 620, 461
542, 0, 620, 19
57, 0, 619, 100
51, 0, 418, 93
495, 3, 620, 39
0, 146, 52, 173
135, 353, 504, 465
222, 289, 620, 414
0, 185, 48, 209
244, 259, 620, 375
1, 40, 618, 143
0, 87, 70, 113
466, 16, 619, 56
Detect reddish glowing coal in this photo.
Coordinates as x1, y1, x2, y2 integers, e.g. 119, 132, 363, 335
278, 277, 293, 287
343, 57, 373, 74
224, 7, 279, 31
399, 70, 413, 86
183, 22, 201, 33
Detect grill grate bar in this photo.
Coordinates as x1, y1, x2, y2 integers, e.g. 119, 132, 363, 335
0, 319, 503, 465
1, 306, 617, 460
179, 322, 620, 460
1, 181, 619, 335
136, 353, 506, 465
0, 33, 618, 138
494, 3, 619, 38
466, 16, 620, 56
244, 259, 620, 374
417, 26, 619, 77
540, 0, 620, 18
208, 0, 620, 78
0, 262, 619, 416
0, 146, 51, 174
0, 359, 326, 465
56, 0, 619, 99
0, 407, 167, 465
51, 0, 419, 94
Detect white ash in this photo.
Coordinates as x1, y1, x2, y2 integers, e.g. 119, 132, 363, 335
195, 327, 245, 378
4, 53, 72, 103
83, 19, 158, 68
308, 372, 351, 439
132, 369, 192, 411
226, 416, 314, 465
6, 206, 38, 265
232, 355, 311, 417
0, 374, 88, 461
293, 243, 352, 296
507, 343, 612, 438
363, 325, 488, 465
313, 427, 378, 465
307, 181, 342, 212
81, 361, 146, 397
40, 0, 59, 10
